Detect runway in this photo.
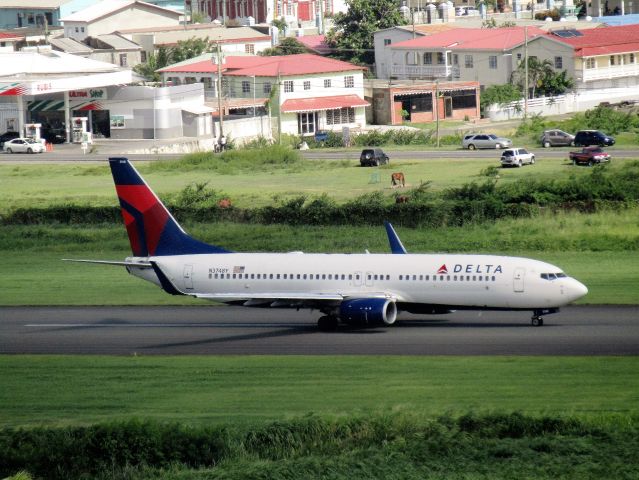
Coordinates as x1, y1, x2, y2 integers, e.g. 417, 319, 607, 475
1, 305, 638, 355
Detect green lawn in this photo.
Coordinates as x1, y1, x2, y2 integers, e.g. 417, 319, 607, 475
3, 156, 634, 210
1, 356, 637, 428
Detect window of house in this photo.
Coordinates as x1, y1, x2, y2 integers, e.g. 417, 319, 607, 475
81, 27, 85, 33
464, 55, 473, 68
423, 52, 432, 65
344, 75, 354, 88
630, 53, 636, 63
140, 51, 147, 63
406, 52, 418, 65
284, 80, 293, 93
27, 14, 35, 24
324, 78, 331, 88
452, 54, 458, 65
437, 52, 445, 65
75, 26, 79, 33
554, 56, 563, 69
119, 54, 127, 67
242, 81, 251, 93
489, 55, 497, 69
263, 82, 272, 94
326, 107, 355, 125
245, 44, 255, 54
304, 80, 311, 90
516, 53, 522, 62
610, 55, 616, 66
585, 57, 596, 69
384, 38, 391, 46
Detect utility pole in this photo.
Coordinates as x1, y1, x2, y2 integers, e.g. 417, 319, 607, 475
524, 25, 529, 118
215, 41, 224, 139
277, 68, 282, 145
435, 80, 440, 148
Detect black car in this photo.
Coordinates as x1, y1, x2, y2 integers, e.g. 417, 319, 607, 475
360, 148, 389, 167
0, 130, 19, 147
42, 128, 66, 144
573, 130, 615, 147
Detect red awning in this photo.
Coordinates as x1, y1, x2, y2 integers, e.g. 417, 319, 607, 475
281, 94, 369, 113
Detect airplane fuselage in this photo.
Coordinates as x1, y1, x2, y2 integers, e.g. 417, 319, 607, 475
131, 252, 587, 311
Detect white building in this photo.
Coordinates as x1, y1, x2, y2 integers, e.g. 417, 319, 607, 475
61, 0, 181, 42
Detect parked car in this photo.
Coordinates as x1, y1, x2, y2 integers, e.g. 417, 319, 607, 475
569, 146, 611, 166
456, 6, 479, 15
500, 148, 535, 168
3, 137, 46, 154
573, 130, 615, 147
0, 130, 19, 147
462, 134, 512, 150
42, 128, 66, 144
540, 129, 575, 148
360, 148, 389, 167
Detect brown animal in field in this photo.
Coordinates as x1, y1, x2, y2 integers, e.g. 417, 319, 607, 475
391, 172, 405, 188
218, 198, 232, 208
396, 195, 409, 204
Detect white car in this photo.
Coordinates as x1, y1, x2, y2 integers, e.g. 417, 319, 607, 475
456, 6, 480, 16
500, 148, 535, 167
3, 138, 45, 154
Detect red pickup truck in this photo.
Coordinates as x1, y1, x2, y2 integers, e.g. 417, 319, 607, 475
568, 146, 611, 166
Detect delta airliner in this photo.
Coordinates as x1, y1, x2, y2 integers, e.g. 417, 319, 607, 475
68, 158, 588, 330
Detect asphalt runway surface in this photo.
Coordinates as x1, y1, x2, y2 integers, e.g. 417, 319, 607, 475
1, 305, 638, 355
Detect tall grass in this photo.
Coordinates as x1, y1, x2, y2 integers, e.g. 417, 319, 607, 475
1, 413, 637, 480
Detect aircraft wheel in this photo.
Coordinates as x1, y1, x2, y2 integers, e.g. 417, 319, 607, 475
318, 315, 338, 331
531, 316, 544, 327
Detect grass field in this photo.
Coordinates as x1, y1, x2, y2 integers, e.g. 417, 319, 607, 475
2, 356, 638, 427
3, 155, 636, 211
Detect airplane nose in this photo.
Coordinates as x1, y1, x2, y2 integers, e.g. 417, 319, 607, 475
569, 279, 588, 301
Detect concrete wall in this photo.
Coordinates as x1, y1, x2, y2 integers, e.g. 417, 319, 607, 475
374, 28, 416, 80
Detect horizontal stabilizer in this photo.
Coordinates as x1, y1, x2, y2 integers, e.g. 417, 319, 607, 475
62, 259, 152, 267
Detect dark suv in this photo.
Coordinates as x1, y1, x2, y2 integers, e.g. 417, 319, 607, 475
360, 148, 389, 167
574, 130, 615, 147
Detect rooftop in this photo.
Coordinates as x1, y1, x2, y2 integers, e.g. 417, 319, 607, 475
61, 0, 180, 23
546, 24, 639, 56
159, 53, 364, 77
392, 26, 546, 51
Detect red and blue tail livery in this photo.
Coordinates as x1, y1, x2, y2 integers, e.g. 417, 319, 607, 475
109, 157, 229, 256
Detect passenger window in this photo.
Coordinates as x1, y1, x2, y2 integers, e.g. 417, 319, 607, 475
356, 274, 360, 280
454, 275, 457, 281
492, 276, 495, 281
413, 275, 417, 280
374, 275, 378, 280
399, 275, 403, 280
479, 276, 482, 281
459, 276, 463, 281
341, 274, 346, 280
425, 275, 429, 280
433, 276, 437, 281
472, 276, 476, 281
328, 274, 332, 280
349, 274, 353, 280
322, 274, 327, 280
446, 275, 450, 281
303, 274, 307, 279
440, 275, 444, 281
367, 274, 372, 280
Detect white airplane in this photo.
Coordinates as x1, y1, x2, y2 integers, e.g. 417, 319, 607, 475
69, 157, 588, 330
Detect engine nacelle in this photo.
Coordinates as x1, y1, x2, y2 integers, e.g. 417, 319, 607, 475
339, 298, 398, 326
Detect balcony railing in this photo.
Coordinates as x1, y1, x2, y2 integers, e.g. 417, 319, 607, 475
582, 63, 639, 82
391, 64, 460, 79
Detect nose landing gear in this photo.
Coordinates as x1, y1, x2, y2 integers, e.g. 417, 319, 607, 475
531, 315, 544, 327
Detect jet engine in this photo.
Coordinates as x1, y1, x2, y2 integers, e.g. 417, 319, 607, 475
339, 298, 397, 326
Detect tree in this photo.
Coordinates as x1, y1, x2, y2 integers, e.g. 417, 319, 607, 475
480, 84, 522, 112
170, 37, 212, 63
326, 0, 406, 65
260, 38, 308, 56
133, 46, 170, 82
512, 57, 574, 98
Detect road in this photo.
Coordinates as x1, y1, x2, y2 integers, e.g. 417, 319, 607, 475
2, 148, 639, 163
1, 305, 637, 355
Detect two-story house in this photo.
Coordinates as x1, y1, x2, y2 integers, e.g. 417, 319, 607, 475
528, 25, 639, 90
387, 27, 547, 88
159, 53, 368, 136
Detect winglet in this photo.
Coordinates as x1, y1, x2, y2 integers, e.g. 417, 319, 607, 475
384, 221, 407, 254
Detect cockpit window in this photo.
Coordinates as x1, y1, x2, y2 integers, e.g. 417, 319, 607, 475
541, 272, 566, 280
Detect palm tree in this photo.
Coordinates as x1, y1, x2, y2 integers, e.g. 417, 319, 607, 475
511, 57, 555, 99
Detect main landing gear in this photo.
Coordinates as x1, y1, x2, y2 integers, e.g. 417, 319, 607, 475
317, 315, 339, 331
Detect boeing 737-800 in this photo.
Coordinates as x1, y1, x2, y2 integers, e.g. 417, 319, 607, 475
68, 158, 588, 330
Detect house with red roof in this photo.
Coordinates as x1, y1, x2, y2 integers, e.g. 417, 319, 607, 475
388, 27, 546, 87
0, 32, 22, 52
158, 52, 368, 137
528, 25, 639, 90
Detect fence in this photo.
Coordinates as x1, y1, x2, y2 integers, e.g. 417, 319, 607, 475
485, 86, 639, 121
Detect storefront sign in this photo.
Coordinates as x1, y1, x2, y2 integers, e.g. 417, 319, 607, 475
69, 88, 108, 100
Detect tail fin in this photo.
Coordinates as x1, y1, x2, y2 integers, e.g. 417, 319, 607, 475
109, 157, 229, 256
